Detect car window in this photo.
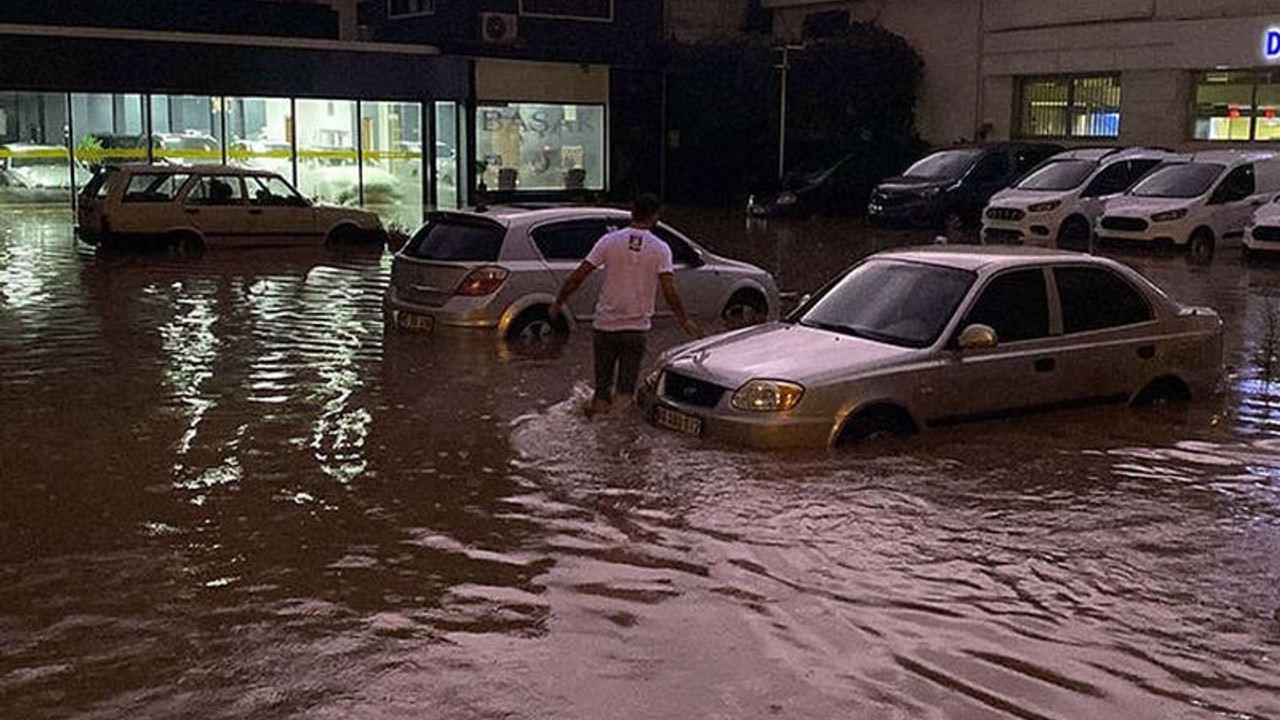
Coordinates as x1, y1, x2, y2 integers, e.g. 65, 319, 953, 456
187, 175, 245, 206
1054, 266, 1153, 333
1211, 164, 1255, 204
403, 215, 506, 261
961, 269, 1049, 343
122, 172, 189, 203
1013, 147, 1052, 173
969, 152, 1009, 183
1016, 160, 1096, 191
1131, 163, 1222, 198
246, 175, 304, 206
531, 219, 614, 261
1125, 159, 1162, 185
1082, 162, 1133, 197
652, 225, 702, 266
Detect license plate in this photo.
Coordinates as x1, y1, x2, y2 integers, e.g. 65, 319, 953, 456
654, 406, 703, 437
395, 311, 435, 332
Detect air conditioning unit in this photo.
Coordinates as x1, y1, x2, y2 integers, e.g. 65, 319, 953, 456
479, 12, 518, 43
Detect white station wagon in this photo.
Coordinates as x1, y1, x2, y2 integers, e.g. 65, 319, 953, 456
639, 246, 1222, 449
77, 164, 385, 252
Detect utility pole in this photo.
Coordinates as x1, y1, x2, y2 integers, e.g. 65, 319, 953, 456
776, 44, 803, 180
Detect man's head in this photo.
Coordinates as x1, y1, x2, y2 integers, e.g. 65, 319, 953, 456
631, 193, 662, 227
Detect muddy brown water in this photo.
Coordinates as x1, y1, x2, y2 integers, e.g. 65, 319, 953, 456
2, 205, 1279, 719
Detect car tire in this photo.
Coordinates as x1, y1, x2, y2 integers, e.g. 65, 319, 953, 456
1188, 228, 1215, 264
1057, 215, 1092, 252
505, 306, 569, 348
837, 406, 916, 446
170, 232, 204, 256
326, 224, 364, 246
721, 291, 768, 330
1132, 376, 1191, 406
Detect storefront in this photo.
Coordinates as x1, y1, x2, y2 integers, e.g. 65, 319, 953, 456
0, 26, 470, 228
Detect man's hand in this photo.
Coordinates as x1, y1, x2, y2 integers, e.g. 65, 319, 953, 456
680, 317, 701, 338
548, 300, 562, 320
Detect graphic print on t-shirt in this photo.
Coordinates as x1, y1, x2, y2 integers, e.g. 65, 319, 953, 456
628, 234, 642, 252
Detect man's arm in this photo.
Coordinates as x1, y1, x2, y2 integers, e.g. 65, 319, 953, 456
660, 272, 699, 337
548, 261, 596, 319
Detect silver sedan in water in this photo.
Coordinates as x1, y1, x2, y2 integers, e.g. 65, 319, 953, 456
638, 246, 1223, 448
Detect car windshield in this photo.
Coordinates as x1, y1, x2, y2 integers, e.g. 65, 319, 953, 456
902, 149, 983, 180
1129, 163, 1223, 198
795, 258, 975, 348
1015, 159, 1097, 190
403, 216, 506, 261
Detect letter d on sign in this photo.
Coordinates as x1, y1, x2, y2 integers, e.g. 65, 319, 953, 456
1267, 29, 1280, 60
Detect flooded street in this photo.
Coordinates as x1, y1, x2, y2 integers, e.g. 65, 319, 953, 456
3, 205, 1280, 719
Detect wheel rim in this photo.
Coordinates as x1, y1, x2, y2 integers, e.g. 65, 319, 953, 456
516, 319, 555, 342
722, 301, 762, 329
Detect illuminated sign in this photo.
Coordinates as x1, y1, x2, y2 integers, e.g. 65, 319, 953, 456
1266, 28, 1280, 61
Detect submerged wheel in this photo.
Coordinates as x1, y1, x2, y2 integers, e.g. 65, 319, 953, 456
1188, 229, 1215, 264
170, 232, 205, 256
505, 306, 569, 346
1057, 215, 1092, 252
836, 406, 916, 446
326, 224, 363, 246
1132, 377, 1191, 406
721, 291, 768, 330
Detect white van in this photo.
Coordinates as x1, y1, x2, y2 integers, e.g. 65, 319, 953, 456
1096, 150, 1280, 262
1243, 197, 1280, 256
982, 147, 1176, 250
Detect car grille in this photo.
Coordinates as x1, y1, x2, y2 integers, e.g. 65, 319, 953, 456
870, 192, 913, 209
1253, 225, 1280, 242
985, 207, 1025, 221
983, 228, 1024, 244
662, 372, 728, 409
1100, 216, 1149, 232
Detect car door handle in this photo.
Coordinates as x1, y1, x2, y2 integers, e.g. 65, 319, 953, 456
1137, 344, 1155, 360
1034, 357, 1055, 373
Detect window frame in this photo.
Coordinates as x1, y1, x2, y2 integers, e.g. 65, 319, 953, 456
519, 0, 613, 22
1014, 73, 1122, 140
1190, 68, 1280, 142
387, 0, 435, 20
960, 268, 1052, 344
1052, 265, 1155, 335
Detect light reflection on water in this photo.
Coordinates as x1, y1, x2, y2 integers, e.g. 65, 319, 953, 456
0, 211, 1279, 719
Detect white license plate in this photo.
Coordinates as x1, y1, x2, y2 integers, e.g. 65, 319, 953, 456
395, 311, 435, 332
654, 406, 703, 437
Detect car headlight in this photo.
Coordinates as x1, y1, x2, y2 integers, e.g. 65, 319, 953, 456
1028, 200, 1061, 213
644, 365, 664, 389
1151, 208, 1188, 222
776, 192, 797, 205
731, 379, 805, 412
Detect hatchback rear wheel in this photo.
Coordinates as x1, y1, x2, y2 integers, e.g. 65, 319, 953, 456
505, 306, 569, 348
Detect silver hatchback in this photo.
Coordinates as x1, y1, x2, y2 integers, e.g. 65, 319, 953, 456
639, 246, 1223, 448
383, 206, 780, 340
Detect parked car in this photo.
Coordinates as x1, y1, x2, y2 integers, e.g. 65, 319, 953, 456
746, 153, 873, 218
868, 142, 1063, 234
0, 167, 76, 204
1243, 195, 1280, 258
76, 163, 384, 251
1096, 150, 1280, 263
638, 246, 1222, 449
84, 131, 223, 168
0, 143, 92, 191
982, 146, 1176, 250
383, 206, 780, 342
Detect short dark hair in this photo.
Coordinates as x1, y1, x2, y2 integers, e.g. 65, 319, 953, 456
632, 193, 661, 223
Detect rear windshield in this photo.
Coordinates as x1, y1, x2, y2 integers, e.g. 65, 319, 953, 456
1015, 159, 1097, 190
403, 216, 506, 261
1129, 163, 1223, 198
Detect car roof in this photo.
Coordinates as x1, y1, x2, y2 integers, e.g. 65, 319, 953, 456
876, 244, 1119, 272
113, 163, 282, 177
1047, 146, 1177, 162
447, 204, 632, 227
1186, 149, 1276, 165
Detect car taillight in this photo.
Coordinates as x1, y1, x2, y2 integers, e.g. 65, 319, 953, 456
454, 266, 509, 296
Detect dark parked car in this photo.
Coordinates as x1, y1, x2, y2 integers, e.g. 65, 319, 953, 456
747, 153, 874, 218
868, 142, 1063, 235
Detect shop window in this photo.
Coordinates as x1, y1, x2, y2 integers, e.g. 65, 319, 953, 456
362, 100, 423, 228
475, 102, 606, 192
150, 95, 223, 164
1193, 71, 1257, 141
388, 0, 434, 19
226, 97, 295, 183
295, 98, 361, 206
435, 101, 462, 210
1016, 75, 1120, 139
520, 0, 612, 21
72, 93, 147, 171
0, 92, 81, 208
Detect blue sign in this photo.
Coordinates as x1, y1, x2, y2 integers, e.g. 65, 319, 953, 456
1267, 28, 1280, 60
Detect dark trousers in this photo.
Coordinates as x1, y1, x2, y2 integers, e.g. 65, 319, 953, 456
593, 330, 648, 403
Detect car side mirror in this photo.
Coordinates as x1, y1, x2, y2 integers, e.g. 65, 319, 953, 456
956, 323, 998, 350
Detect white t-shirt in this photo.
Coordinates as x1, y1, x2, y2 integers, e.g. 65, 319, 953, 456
585, 227, 674, 331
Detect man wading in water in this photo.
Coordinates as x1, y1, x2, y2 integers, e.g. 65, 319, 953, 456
549, 194, 699, 418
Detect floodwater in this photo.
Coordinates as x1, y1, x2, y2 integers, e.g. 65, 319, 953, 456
2, 205, 1280, 720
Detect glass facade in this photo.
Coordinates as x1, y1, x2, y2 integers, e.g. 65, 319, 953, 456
0, 92, 81, 206
1016, 75, 1121, 139
362, 101, 423, 230
1193, 70, 1280, 141
435, 101, 461, 210
476, 102, 606, 192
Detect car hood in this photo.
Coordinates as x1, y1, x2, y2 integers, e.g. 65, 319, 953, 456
1103, 196, 1193, 217
988, 188, 1071, 208
662, 322, 917, 388
876, 176, 952, 193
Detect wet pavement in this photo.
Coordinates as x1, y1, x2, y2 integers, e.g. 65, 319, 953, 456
2, 204, 1280, 719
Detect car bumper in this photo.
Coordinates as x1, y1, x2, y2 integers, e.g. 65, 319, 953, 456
383, 286, 502, 335
866, 199, 936, 226
1095, 229, 1182, 245
636, 384, 834, 449
1244, 226, 1280, 251
981, 216, 1059, 246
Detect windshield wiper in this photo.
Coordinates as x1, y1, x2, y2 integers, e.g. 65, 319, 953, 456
800, 319, 863, 337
